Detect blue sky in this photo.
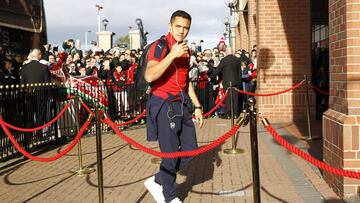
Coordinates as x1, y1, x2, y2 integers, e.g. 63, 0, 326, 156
44, 0, 230, 50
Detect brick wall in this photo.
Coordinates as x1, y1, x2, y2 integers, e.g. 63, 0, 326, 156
239, 12, 249, 51
248, 0, 257, 50
256, 0, 312, 122
323, 0, 360, 198
235, 12, 250, 51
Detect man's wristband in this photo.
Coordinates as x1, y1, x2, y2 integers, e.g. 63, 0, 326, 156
195, 106, 202, 110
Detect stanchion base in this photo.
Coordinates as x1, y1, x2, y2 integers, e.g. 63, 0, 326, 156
151, 158, 162, 164
223, 148, 245, 155
300, 136, 322, 141
69, 167, 96, 176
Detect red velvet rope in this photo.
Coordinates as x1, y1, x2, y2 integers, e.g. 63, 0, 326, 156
234, 81, 304, 96
200, 91, 229, 118
266, 124, 360, 179
83, 90, 228, 127
312, 86, 329, 95
0, 116, 91, 162
115, 110, 146, 126
103, 117, 240, 158
2, 102, 72, 132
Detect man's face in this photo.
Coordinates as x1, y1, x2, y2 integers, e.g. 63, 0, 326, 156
4, 61, 12, 69
115, 66, 122, 72
169, 17, 191, 42
48, 55, 55, 63
251, 50, 257, 58
119, 54, 125, 61
68, 41, 74, 48
94, 55, 100, 62
103, 60, 110, 69
218, 43, 225, 52
90, 58, 96, 67
66, 55, 73, 62
124, 52, 131, 60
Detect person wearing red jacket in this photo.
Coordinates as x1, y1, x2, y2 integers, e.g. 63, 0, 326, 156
126, 54, 138, 85
248, 63, 257, 93
113, 62, 127, 117
126, 54, 138, 114
143, 10, 203, 203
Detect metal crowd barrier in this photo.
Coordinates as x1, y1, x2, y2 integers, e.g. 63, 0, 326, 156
194, 79, 216, 114
0, 81, 146, 162
0, 83, 74, 161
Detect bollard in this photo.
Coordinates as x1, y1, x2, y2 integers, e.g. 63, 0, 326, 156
248, 98, 261, 203
95, 102, 104, 203
224, 82, 245, 154
69, 95, 95, 176
301, 75, 320, 141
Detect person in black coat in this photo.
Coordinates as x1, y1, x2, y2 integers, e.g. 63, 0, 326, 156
20, 49, 50, 84
20, 49, 51, 140
210, 47, 242, 118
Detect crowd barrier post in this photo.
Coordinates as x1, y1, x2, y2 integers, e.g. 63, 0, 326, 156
224, 82, 245, 155
95, 100, 105, 203
302, 74, 320, 141
248, 98, 261, 203
69, 94, 95, 176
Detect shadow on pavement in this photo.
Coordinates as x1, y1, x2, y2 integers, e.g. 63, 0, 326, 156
21, 174, 75, 203
135, 190, 149, 203
58, 143, 129, 156
322, 198, 344, 203
84, 143, 153, 188
176, 145, 221, 200
261, 186, 288, 203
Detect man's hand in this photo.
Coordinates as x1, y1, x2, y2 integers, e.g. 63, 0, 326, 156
194, 108, 203, 128
170, 42, 188, 58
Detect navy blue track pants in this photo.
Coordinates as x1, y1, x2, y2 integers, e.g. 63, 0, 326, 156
149, 96, 198, 202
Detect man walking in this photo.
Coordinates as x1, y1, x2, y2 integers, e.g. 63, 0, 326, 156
144, 10, 203, 203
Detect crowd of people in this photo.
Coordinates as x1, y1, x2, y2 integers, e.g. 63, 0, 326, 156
0, 37, 257, 120
189, 43, 257, 118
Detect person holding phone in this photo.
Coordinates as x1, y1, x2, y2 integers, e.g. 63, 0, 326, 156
143, 10, 203, 203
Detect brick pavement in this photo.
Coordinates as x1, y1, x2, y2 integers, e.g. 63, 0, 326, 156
0, 118, 344, 202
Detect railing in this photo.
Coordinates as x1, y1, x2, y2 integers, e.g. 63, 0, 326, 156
0, 81, 145, 161
0, 84, 73, 160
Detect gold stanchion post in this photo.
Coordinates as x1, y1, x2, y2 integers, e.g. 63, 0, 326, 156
301, 74, 320, 141
69, 95, 95, 176
95, 101, 104, 203
224, 82, 245, 154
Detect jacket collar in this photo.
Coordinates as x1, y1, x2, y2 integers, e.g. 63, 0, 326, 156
165, 32, 177, 48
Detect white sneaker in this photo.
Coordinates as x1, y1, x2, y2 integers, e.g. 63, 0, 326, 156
144, 176, 165, 203
169, 197, 182, 203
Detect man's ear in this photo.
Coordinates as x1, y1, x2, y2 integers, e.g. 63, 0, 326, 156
168, 23, 172, 32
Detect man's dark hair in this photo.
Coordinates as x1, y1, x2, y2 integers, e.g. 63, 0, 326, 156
170, 10, 192, 23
